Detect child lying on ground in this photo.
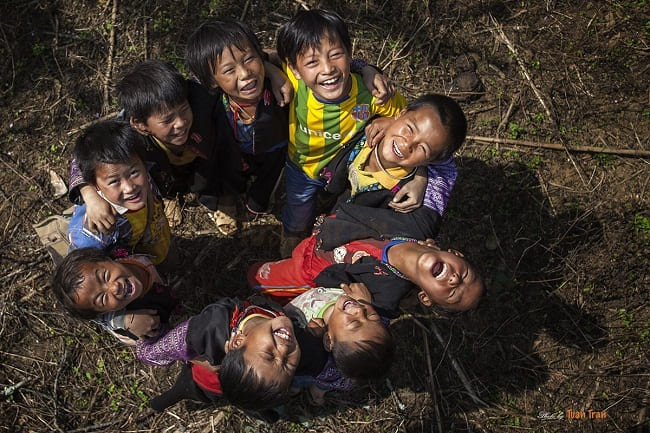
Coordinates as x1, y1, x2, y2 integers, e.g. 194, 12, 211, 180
249, 228, 484, 316
319, 93, 467, 238
51, 247, 177, 344
286, 282, 393, 405
67, 119, 177, 270
137, 297, 327, 413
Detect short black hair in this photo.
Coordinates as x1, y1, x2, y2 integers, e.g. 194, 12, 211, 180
219, 347, 289, 410
405, 93, 468, 160
51, 247, 113, 319
116, 59, 188, 122
187, 19, 264, 89
331, 327, 394, 381
277, 9, 351, 66
72, 119, 146, 184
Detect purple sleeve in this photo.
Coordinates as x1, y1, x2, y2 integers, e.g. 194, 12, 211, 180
136, 320, 195, 366
68, 157, 87, 204
422, 156, 458, 217
313, 356, 357, 392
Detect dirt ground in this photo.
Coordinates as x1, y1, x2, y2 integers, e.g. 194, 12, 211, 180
0, 0, 648, 432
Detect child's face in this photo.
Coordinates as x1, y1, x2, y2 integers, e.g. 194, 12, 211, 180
133, 100, 193, 147
289, 35, 351, 103
403, 244, 484, 311
74, 260, 144, 313
325, 295, 386, 347
94, 155, 149, 211
232, 315, 301, 390
376, 106, 450, 169
211, 43, 265, 104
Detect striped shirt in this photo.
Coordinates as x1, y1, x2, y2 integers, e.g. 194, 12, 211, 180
286, 66, 406, 179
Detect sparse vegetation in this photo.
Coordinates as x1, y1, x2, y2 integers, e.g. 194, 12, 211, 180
0, 1, 648, 432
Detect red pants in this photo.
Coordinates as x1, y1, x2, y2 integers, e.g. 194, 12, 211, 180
247, 236, 332, 303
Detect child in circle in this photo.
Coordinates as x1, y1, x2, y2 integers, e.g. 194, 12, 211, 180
249, 232, 484, 316
67, 119, 175, 269
186, 19, 290, 230
285, 282, 393, 405
275, 9, 417, 255
52, 247, 177, 344
137, 298, 327, 413
69, 60, 225, 231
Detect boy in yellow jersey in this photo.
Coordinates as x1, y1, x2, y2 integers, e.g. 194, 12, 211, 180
276, 9, 409, 256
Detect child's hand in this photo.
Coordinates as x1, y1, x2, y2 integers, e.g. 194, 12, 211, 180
80, 185, 117, 234
361, 65, 395, 106
125, 309, 161, 340
265, 61, 293, 106
340, 282, 372, 303
306, 318, 326, 338
388, 167, 427, 213
364, 116, 391, 148
417, 238, 440, 250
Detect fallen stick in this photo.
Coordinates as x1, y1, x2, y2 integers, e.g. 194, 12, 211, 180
103, 0, 119, 113
466, 135, 650, 157
66, 111, 120, 136
489, 14, 553, 121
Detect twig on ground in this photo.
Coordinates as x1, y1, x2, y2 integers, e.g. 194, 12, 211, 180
103, 0, 119, 113
466, 135, 650, 157
66, 111, 120, 136
240, 0, 251, 21
380, 17, 430, 71
422, 328, 443, 433
496, 94, 518, 135
488, 14, 553, 121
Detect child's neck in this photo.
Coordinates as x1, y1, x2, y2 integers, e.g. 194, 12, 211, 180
385, 241, 422, 279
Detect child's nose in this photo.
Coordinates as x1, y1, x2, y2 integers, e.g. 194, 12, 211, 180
322, 60, 335, 74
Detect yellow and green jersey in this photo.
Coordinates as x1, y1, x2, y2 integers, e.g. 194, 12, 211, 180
285, 66, 406, 179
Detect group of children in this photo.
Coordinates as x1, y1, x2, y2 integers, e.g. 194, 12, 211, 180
49, 9, 485, 418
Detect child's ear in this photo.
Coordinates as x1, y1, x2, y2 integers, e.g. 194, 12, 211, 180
130, 117, 150, 136
322, 331, 334, 352
224, 332, 246, 352
287, 63, 302, 80
417, 290, 433, 307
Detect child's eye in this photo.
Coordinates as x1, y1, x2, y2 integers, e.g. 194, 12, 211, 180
223, 68, 234, 75
130, 169, 140, 177
108, 179, 119, 186
245, 56, 255, 63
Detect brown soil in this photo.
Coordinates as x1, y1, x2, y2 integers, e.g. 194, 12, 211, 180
0, 0, 648, 432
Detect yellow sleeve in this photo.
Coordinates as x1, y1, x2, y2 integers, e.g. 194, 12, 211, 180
372, 91, 407, 118
282, 62, 300, 93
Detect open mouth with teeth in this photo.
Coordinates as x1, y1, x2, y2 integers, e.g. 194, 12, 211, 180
319, 76, 341, 89
120, 279, 135, 298
240, 80, 258, 93
392, 140, 404, 158
272, 326, 296, 348
431, 262, 449, 280
123, 190, 142, 203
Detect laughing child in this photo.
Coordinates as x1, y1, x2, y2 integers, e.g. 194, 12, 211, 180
276, 9, 413, 255
52, 247, 177, 345
286, 282, 393, 405
69, 60, 223, 230
137, 297, 327, 412
185, 19, 289, 232
67, 119, 175, 269
319, 93, 467, 238
249, 230, 484, 316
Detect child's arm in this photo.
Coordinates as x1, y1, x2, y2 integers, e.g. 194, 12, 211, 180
69, 157, 117, 234
388, 167, 427, 213
79, 186, 118, 234
136, 319, 195, 366
264, 61, 293, 107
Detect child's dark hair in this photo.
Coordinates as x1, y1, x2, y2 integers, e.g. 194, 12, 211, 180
186, 19, 264, 89
406, 93, 468, 160
72, 119, 146, 184
277, 9, 351, 66
331, 327, 394, 380
116, 59, 188, 122
219, 347, 288, 410
51, 247, 114, 319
